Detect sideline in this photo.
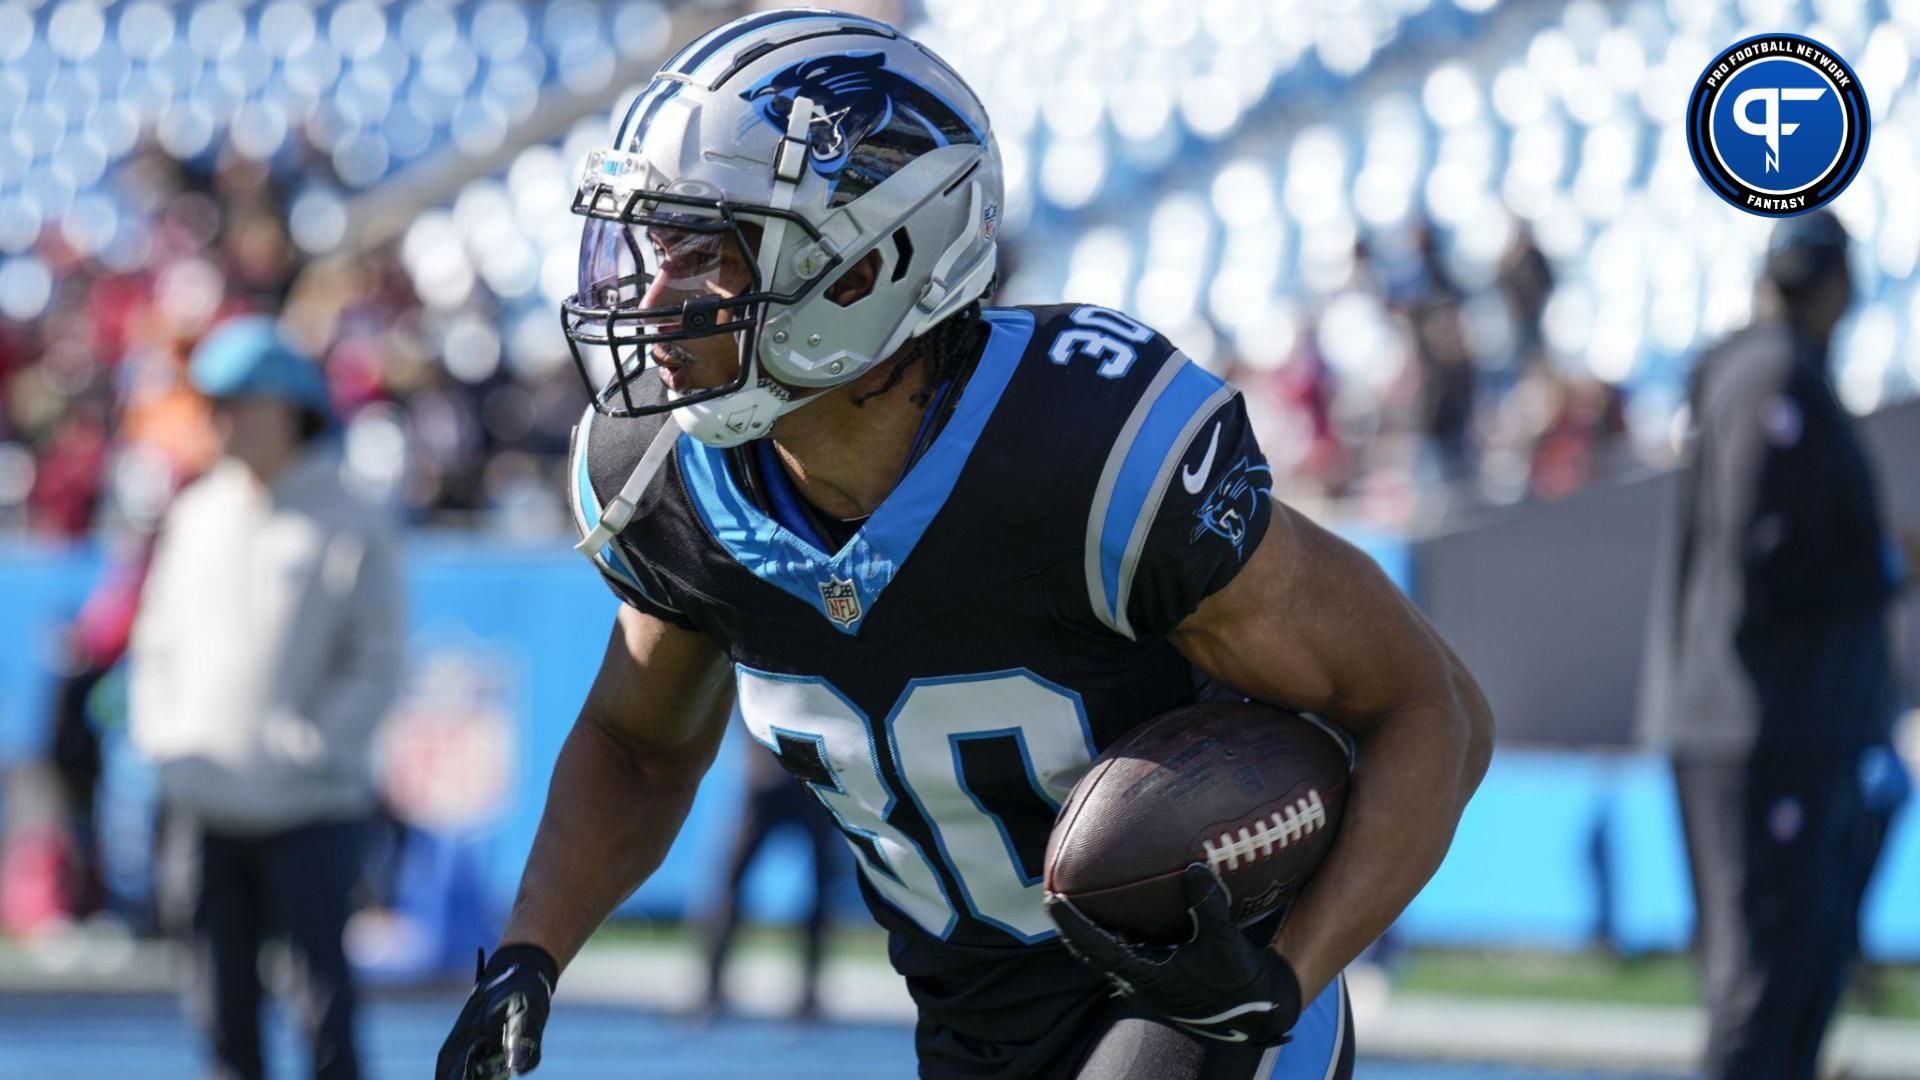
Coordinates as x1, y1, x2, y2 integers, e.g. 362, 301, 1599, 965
7, 937, 1918, 1078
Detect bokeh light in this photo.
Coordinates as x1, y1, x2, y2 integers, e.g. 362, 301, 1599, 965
0, 0, 1912, 545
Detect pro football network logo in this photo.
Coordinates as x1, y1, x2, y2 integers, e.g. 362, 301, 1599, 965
1686, 33, 1869, 217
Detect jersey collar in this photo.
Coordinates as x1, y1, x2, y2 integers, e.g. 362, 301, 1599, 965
676, 308, 1037, 634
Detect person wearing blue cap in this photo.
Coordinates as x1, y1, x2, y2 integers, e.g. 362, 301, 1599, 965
1647, 211, 1919, 1080
131, 316, 403, 1080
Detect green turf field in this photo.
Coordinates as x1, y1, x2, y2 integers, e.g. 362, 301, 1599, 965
1395, 949, 1920, 1020
592, 920, 1920, 1020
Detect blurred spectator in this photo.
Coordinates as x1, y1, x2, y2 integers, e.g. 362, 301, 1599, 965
1389, 224, 1479, 489
131, 319, 403, 1080
1485, 361, 1629, 504
1348, 223, 1486, 525
1524, 374, 1626, 502
700, 743, 846, 1021
41, 548, 155, 924
1230, 318, 1354, 513
1495, 224, 1554, 372
26, 400, 110, 535
1646, 211, 1918, 1080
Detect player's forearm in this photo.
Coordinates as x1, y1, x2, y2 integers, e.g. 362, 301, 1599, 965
500, 714, 717, 970
1274, 668, 1492, 999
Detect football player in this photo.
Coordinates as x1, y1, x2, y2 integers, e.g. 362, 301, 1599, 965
437, 11, 1492, 1080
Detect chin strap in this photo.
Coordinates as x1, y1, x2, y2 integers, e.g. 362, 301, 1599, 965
573, 419, 679, 556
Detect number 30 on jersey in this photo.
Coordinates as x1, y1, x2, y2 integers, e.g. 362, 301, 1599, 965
735, 667, 1096, 941
1048, 305, 1155, 379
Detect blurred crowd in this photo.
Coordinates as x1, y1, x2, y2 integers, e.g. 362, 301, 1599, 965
18, 0, 1920, 543
0, 132, 583, 547
1219, 217, 1634, 528
0, 134, 1645, 547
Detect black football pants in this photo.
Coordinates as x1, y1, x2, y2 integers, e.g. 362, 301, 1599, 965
1071, 974, 1353, 1080
1674, 747, 1883, 1080
162, 813, 368, 1080
913, 927, 1351, 1079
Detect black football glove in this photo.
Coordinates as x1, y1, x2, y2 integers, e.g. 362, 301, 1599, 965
436, 944, 558, 1080
1045, 865, 1302, 1047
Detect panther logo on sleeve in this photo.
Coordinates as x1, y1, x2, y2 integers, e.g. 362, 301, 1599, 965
1190, 457, 1274, 558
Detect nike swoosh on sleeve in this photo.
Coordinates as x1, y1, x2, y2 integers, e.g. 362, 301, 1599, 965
1180, 421, 1222, 494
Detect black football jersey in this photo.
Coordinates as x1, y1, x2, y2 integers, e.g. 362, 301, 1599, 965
567, 303, 1274, 983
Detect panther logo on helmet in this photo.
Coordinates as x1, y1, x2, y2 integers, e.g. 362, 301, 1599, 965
741, 52, 981, 182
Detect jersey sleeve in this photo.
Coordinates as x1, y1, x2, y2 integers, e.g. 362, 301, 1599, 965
567, 409, 699, 630
1083, 355, 1272, 641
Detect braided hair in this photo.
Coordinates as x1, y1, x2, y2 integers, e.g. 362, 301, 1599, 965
851, 301, 987, 409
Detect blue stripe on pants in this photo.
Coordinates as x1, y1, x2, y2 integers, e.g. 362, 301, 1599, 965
1258, 973, 1348, 1080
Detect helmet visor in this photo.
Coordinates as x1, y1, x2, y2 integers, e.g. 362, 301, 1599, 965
567, 211, 763, 406
560, 151, 838, 418
572, 214, 757, 344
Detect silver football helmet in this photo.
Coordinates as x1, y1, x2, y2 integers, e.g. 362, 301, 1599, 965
562, 10, 1002, 447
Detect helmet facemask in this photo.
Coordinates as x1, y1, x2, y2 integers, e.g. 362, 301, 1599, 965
561, 167, 843, 422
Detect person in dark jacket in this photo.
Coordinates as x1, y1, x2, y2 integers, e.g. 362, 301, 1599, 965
1651, 210, 1916, 1080
698, 740, 845, 1020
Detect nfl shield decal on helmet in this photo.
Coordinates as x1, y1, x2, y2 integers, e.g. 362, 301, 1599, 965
821, 575, 862, 627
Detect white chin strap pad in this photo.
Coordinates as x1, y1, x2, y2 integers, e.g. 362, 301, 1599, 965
671, 380, 792, 447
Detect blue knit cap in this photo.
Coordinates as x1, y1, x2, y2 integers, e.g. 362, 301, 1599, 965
189, 317, 333, 417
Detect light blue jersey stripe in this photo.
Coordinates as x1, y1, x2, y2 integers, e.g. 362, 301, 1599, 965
677, 308, 1038, 634
1093, 357, 1230, 637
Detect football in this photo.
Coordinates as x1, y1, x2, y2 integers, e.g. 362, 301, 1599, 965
1044, 701, 1352, 944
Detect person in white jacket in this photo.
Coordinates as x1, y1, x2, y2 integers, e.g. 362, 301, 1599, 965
132, 316, 402, 1080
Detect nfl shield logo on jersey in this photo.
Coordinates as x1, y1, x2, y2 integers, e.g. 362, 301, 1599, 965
820, 575, 862, 627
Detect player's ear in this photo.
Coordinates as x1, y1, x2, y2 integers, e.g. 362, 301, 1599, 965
825, 250, 885, 306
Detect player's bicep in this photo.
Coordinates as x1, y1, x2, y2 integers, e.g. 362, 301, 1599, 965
1168, 504, 1459, 740
580, 604, 733, 774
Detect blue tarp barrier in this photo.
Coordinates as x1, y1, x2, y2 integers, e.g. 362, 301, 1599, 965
5, 538, 1918, 959
1396, 752, 1610, 948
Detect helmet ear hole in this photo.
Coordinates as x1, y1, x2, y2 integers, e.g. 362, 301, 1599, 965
890, 228, 914, 283
825, 249, 886, 308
